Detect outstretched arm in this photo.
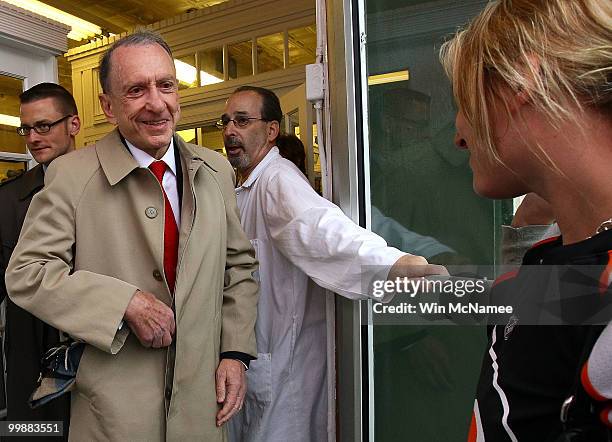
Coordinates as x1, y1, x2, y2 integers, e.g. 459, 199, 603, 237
262, 167, 446, 300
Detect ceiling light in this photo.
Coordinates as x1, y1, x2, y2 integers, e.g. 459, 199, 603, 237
368, 70, 410, 86
200, 71, 223, 86
174, 59, 223, 87
0, 114, 20, 128
2, 0, 102, 41
174, 59, 198, 85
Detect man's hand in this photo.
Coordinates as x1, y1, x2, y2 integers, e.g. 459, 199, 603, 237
215, 359, 246, 427
512, 193, 555, 227
388, 254, 449, 280
124, 290, 175, 348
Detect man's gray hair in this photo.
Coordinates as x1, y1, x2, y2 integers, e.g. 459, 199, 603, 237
99, 29, 174, 94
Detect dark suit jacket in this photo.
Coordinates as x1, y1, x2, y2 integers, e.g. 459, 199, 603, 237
0, 164, 69, 440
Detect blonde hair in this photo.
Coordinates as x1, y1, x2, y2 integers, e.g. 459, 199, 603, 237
440, 0, 612, 163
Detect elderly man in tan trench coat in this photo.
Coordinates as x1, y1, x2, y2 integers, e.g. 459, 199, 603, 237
6, 31, 258, 441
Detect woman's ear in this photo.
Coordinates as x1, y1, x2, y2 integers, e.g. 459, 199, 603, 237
516, 53, 542, 105
516, 85, 529, 105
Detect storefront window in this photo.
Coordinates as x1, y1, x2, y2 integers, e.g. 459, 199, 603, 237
285, 108, 300, 137
312, 123, 320, 174
200, 124, 225, 155
177, 129, 196, 144
0, 74, 28, 182
256, 33, 285, 74
0, 161, 27, 183
288, 25, 317, 66
174, 54, 198, 89
227, 41, 253, 80
361, 0, 513, 440
197, 47, 224, 86
0, 74, 26, 155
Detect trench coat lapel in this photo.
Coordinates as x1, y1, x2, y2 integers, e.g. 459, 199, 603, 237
95, 129, 140, 186
176, 141, 199, 271
174, 137, 226, 316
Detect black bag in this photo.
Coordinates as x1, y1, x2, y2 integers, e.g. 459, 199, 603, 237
28, 340, 85, 409
554, 327, 612, 442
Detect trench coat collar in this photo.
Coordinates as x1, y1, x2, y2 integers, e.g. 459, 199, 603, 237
96, 129, 140, 186
96, 129, 217, 186
238, 146, 279, 190
18, 164, 44, 201
174, 135, 218, 175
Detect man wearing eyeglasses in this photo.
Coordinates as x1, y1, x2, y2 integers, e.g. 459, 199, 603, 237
221, 86, 447, 442
0, 82, 79, 439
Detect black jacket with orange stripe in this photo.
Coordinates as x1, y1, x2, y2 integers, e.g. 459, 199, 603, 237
470, 231, 612, 441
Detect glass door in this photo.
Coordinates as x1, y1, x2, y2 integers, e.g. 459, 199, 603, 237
358, 0, 513, 440
0, 73, 29, 419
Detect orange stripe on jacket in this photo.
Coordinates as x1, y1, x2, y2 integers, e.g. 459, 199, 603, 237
598, 250, 612, 295
492, 270, 519, 288
467, 412, 477, 442
532, 235, 560, 249
581, 361, 608, 402
599, 406, 612, 428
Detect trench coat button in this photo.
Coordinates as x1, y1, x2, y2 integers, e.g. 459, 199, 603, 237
165, 386, 172, 400
145, 207, 158, 219
153, 269, 163, 281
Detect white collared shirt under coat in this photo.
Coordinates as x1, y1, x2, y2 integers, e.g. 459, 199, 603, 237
228, 147, 405, 442
126, 138, 180, 226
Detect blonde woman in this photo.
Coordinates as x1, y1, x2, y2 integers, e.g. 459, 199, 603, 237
441, 0, 611, 440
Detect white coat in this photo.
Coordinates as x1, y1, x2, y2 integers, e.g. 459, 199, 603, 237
228, 148, 404, 441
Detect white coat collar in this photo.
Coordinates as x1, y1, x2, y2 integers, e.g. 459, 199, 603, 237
238, 146, 280, 190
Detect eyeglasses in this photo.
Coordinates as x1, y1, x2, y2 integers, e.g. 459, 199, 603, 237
216, 116, 267, 131
17, 115, 73, 136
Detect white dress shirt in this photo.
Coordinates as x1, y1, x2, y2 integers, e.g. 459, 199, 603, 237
125, 138, 180, 226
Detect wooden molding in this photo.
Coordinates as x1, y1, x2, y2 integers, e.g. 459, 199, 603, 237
0, 2, 70, 55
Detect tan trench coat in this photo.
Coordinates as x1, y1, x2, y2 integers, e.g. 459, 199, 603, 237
6, 129, 259, 441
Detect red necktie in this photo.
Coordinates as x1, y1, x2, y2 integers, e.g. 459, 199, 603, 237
149, 161, 179, 293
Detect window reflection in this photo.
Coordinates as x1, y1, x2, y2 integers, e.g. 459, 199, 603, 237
199, 125, 225, 155
286, 108, 300, 136
288, 25, 317, 66
176, 129, 196, 144
0, 74, 26, 154
174, 55, 198, 89
312, 123, 320, 174
228, 41, 253, 80
197, 47, 224, 86
257, 33, 284, 74
169, 26, 316, 91
0, 161, 27, 183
